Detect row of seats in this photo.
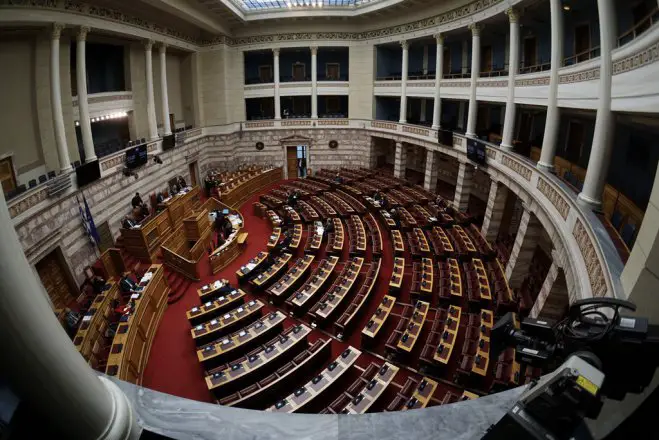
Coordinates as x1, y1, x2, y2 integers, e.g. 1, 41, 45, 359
325, 218, 345, 254
323, 192, 355, 217
296, 200, 320, 223
347, 215, 367, 255
335, 259, 382, 338
363, 213, 383, 255
308, 195, 337, 219
335, 189, 367, 214
286, 256, 339, 312
308, 257, 364, 324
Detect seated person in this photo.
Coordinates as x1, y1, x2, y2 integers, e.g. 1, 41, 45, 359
222, 217, 234, 239
156, 192, 165, 204
83, 266, 106, 294
131, 192, 143, 209
119, 274, 139, 295
170, 182, 180, 195
324, 218, 334, 233
122, 216, 137, 229
271, 230, 292, 255
177, 175, 187, 189
334, 172, 343, 184
139, 203, 150, 220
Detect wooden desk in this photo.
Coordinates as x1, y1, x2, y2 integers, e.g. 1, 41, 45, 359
413, 228, 430, 253
461, 390, 480, 400
397, 300, 429, 353
251, 253, 293, 288
267, 255, 314, 300
448, 258, 463, 298
288, 256, 339, 310
267, 228, 281, 249
472, 258, 492, 301
391, 230, 405, 254
268, 347, 361, 413
389, 257, 405, 291
187, 288, 245, 325
289, 224, 303, 249
434, 305, 462, 364
197, 311, 286, 365
74, 280, 119, 363
362, 295, 395, 341
297, 200, 319, 223
191, 299, 264, 345
343, 363, 399, 414
120, 208, 172, 261
198, 278, 232, 302
418, 258, 433, 296
311, 257, 364, 321
326, 218, 344, 254
433, 226, 454, 253
453, 225, 477, 253
207, 207, 245, 275
235, 252, 268, 282
220, 168, 282, 208
496, 259, 514, 302
160, 186, 201, 229
105, 264, 169, 384
205, 324, 311, 394
305, 223, 323, 253
472, 308, 493, 376
379, 210, 397, 229
348, 215, 367, 254
402, 377, 438, 410
283, 205, 301, 223
266, 210, 282, 227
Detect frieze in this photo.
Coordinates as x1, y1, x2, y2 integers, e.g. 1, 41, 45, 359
442, 81, 470, 87
559, 68, 600, 84
502, 156, 532, 181
8, 187, 48, 219
573, 219, 607, 297
317, 119, 349, 126
476, 80, 507, 87
402, 125, 429, 136
281, 120, 312, 127
245, 121, 275, 128
537, 177, 569, 220
515, 76, 550, 87
371, 121, 399, 131
485, 148, 497, 160
613, 41, 659, 75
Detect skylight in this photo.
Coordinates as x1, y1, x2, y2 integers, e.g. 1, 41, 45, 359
236, 0, 382, 11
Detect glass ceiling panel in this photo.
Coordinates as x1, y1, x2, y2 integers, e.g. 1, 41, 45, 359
236, 0, 383, 11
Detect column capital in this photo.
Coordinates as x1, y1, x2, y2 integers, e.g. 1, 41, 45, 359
159, 42, 168, 53
272, 48, 280, 56
52, 23, 65, 39
143, 39, 153, 51
77, 26, 90, 42
434, 33, 445, 45
469, 23, 482, 36
506, 7, 520, 23
310, 46, 318, 55
400, 40, 409, 50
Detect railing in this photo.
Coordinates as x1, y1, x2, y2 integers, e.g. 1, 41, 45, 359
408, 73, 436, 80
563, 46, 601, 67
375, 74, 402, 80
245, 77, 273, 85
479, 68, 509, 78
518, 61, 551, 75
618, 7, 659, 46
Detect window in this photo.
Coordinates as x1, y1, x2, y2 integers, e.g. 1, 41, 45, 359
326, 97, 340, 114
259, 65, 273, 83
326, 63, 340, 80
292, 63, 306, 81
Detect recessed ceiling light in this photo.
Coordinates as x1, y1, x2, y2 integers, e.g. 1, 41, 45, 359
563, 5, 571, 10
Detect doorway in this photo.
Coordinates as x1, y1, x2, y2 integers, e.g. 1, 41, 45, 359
188, 161, 199, 187
565, 121, 585, 163
481, 45, 493, 73
286, 145, 308, 178
35, 248, 77, 314
523, 37, 537, 68
575, 24, 591, 63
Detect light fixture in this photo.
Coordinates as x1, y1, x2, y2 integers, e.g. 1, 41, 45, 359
563, 4, 571, 10
75, 121, 80, 126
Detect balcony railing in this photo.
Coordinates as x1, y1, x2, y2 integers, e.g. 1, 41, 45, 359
444, 71, 471, 79
518, 60, 551, 75
618, 7, 659, 46
563, 47, 601, 67
245, 77, 273, 85
317, 73, 349, 81
376, 74, 402, 80
480, 65, 509, 77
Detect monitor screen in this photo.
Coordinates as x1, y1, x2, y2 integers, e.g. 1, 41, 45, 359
466, 138, 487, 165
162, 134, 175, 151
75, 160, 101, 187
125, 145, 148, 169
438, 129, 453, 147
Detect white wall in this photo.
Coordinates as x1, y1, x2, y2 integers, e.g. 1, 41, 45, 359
0, 38, 43, 175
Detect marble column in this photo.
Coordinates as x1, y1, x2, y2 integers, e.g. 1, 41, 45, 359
76, 26, 96, 163
465, 24, 481, 138
51, 23, 72, 172
159, 43, 172, 136
501, 9, 520, 150
399, 40, 409, 124
144, 40, 158, 140
311, 46, 318, 119
0, 191, 140, 440
394, 141, 406, 178
505, 208, 542, 289
432, 34, 444, 130
481, 180, 509, 243
577, 0, 616, 209
537, 0, 564, 171
530, 261, 569, 321
423, 149, 438, 192
274, 48, 281, 120
453, 161, 474, 212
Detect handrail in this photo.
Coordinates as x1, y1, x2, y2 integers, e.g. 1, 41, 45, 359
617, 7, 659, 46
479, 68, 509, 78
518, 61, 551, 75
562, 46, 601, 67
443, 71, 471, 79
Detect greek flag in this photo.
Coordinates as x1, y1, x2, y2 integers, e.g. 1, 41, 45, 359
77, 194, 100, 247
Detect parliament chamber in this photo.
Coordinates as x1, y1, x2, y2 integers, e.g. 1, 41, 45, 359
1, 0, 659, 439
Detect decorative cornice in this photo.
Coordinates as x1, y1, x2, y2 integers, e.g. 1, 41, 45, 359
573, 219, 607, 297
502, 156, 531, 181
613, 41, 659, 75
515, 76, 550, 87
537, 177, 569, 220
559, 67, 600, 84
77, 25, 89, 42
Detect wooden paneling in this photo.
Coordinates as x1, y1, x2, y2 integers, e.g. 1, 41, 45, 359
36, 249, 75, 313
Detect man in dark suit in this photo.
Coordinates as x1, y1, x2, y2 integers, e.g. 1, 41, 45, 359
177, 175, 187, 188
131, 192, 143, 208
222, 216, 233, 239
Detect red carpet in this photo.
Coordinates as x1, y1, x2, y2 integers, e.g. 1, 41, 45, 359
140, 177, 501, 409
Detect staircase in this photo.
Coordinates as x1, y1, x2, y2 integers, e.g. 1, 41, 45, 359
113, 238, 193, 305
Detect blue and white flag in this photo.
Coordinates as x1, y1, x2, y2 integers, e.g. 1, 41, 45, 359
77, 194, 100, 247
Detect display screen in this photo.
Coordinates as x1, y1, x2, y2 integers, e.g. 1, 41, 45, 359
75, 160, 101, 187
125, 144, 148, 169
162, 134, 175, 151
466, 138, 487, 165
